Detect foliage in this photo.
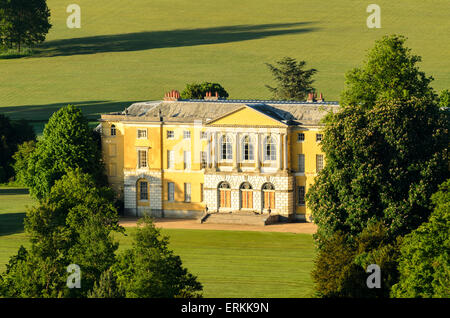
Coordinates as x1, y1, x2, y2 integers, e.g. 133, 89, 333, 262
0, 170, 122, 297
112, 216, 203, 298
391, 179, 450, 298
87, 269, 125, 298
438, 89, 450, 108
12, 140, 36, 185
340, 35, 435, 109
312, 222, 401, 298
0, 114, 35, 183
307, 34, 449, 248
180, 82, 229, 99
265, 56, 317, 100
21, 105, 107, 199
0, 0, 51, 52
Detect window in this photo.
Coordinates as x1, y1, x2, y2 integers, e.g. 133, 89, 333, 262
201, 131, 208, 139
138, 149, 147, 168
184, 183, 191, 202
167, 150, 174, 169
109, 163, 117, 177
184, 151, 191, 170
168, 182, 175, 201
111, 125, 116, 136
316, 134, 323, 142
221, 136, 232, 160
139, 181, 148, 200
200, 151, 207, 169
240, 182, 253, 209
109, 144, 117, 157
242, 136, 254, 161
298, 154, 305, 173
316, 154, 324, 172
137, 129, 147, 139
297, 133, 305, 142
167, 130, 174, 139
200, 183, 204, 202
264, 136, 276, 161
297, 186, 305, 205
183, 131, 191, 139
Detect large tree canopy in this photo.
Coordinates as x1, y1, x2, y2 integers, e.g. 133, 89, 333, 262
180, 82, 229, 99
21, 105, 106, 199
0, 0, 52, 51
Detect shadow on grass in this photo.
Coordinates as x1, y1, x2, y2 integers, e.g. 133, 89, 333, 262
0, 188, 29, 195
34, 22, 318, 57
0, 213, 26, 236
0, 100, 139, 121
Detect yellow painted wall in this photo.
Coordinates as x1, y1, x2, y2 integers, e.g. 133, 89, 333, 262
209, 107, 286, 127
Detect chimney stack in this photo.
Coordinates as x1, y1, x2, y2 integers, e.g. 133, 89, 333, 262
317, 92, 324, 102
204, 91, 219, 100
164, 90, 181, 101
306, 92, 315, 103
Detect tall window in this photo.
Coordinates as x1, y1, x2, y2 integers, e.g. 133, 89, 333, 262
109, 144, 117, 157
264, 136, 276, 161
167, 150, 174, 169
298, 154, 305, 173
218, 182, 231, 208
168, 182, 175, 201
139, 181, 148, 200
240, 182, 253, 209
183, 131, 191, 139
297, 186, 305, 205
201, 131, 208, 139
109, 163, 117, 177
110, 125, 116, 136
316, 154, 324, 172
262, 183, 275, 209
184, 183, 191, 202
184, 151, 191, 170
167, 130, 174, 139
242, 136, 254, 161
297, 133, 305, 142
200, 151, 207, 169
221, 136, 232, 160
316, 134, 323, 142
137, 129, 147, 139
138, 150, 147, 168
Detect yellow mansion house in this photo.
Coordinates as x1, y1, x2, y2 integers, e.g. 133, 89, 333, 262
99, 91, 339, 223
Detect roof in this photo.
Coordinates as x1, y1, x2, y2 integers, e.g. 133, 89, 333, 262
101, 99, 340, 126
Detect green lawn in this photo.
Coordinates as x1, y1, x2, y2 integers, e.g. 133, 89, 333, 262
1, 0, 449, 133
0, 187, 316, 298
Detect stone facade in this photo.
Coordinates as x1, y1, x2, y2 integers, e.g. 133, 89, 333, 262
124, 169, 162, 217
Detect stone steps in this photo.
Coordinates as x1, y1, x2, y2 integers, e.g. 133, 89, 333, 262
200, 213, 279, 226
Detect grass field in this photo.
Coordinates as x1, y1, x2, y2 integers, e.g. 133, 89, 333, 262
1, 0, 449, 132
0, 187, 316, 298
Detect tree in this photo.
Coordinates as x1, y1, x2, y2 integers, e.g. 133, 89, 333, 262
265, 57, 317, 100
307, 35, 449, 248
112, 216, 203, 298
180, 82, 229, 99
439, 89, 450, 108
12, 140, 36, 185
0, 0, 52, 52
340, 35, 435, 109
391, 179, 450, 298
0, 170, 122, 298
0, 114, 35, 183
22, 105, 106, 199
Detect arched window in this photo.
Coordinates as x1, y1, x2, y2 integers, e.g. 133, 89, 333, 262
220, 135, 232, 160
218, 181, 231, 208
240, 182, 253, 209
242, 136, 254, 161
111, 124, 116, 136
262, 183, 275, 210
264, 136, 276, 161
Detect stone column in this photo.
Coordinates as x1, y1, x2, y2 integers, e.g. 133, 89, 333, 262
255, 133, 260, 171
233, 132, 239, 171
277, 134, 282, 171
283, 133, 288, 171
